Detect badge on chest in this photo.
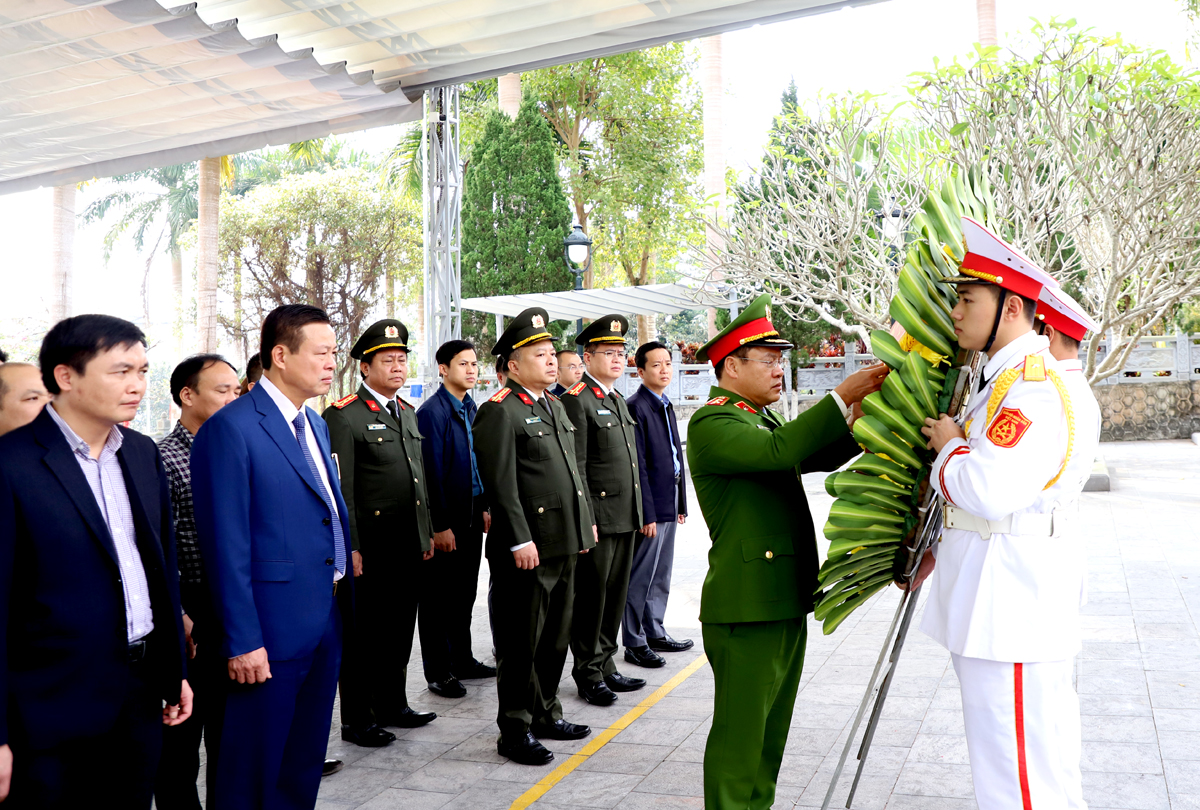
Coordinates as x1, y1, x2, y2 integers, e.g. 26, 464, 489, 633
367, 423, 387, 431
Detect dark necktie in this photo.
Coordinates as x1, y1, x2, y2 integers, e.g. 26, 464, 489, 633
292, 411, 346, 576
539, 397, 555, 425
977, 371, 988, 393
387, 400, 399, 423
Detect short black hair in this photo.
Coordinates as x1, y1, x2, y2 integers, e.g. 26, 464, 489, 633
0, 348, 7, 363
495, 355, 506, 376
244, 352, 263, 383
437, 339, 476, 367
556, 349, 579, 359
713, 346, 751, 382
980, 285, 1037, 326
39, 314, 146, 395
635, 341, 671, 370
260, 305, 331, 371
170, 354, 237, 407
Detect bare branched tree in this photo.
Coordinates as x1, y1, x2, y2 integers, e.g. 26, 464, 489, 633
702, 97, 932, 346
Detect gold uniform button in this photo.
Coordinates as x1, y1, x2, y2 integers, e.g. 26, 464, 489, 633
538, 430, 543, 436
600, 492, 606, 498
606, 422, 612, 427
413, 478, 418, 483
577, 490, 582, 496
538, 507, 544, 514
416, 500, 421, 506
374, 510, 380, 516
765, 550, 774, 560
377, 437, 383, 442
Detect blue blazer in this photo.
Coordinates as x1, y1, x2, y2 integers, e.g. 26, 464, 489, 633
191, 382, 353, 662
0, 409, 185, 749
626, 386, 688, 524
417, 384, 483, 532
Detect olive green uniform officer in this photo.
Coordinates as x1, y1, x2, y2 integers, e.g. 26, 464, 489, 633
687, 295, 886, 810
561, 315, 646, 706
472, 307, 598, 766
322, 319, 437, 747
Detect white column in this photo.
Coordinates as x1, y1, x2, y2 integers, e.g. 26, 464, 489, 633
701, 35, 726, 339
49, 184, 75, 323
196, 157, 221, 353
498, 72, 521, 118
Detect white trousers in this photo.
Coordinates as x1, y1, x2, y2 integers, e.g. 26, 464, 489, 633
951, 654, 1086, 810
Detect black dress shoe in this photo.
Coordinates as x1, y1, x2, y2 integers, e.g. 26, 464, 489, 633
427, 677, 467, 698
647, 634, 694, 653
454, 659, 497, 679
322, 759, 344, 777
579, 680, 618, 706
624, 646, 666, 668
532, 719, 591, 740
340, 723, 396, 748
379, 706, 437, 728
498, 732, 554, 765
605, 672, 646, 692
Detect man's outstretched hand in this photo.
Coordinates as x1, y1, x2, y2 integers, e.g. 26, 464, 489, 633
922, 415, 965, 454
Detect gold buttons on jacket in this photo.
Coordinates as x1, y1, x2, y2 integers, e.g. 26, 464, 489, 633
377, 437, 383, 442
416, 500, 421, 506
765, 550, 774, 560
600, 492, 606, 498
538, 507, 544, 514
374, 510, 380, 516
413, 478, 418, 483
577, 490, 582, 496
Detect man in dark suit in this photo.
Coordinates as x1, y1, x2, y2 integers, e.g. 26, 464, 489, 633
0, 314, 191, 808
192, 304, 353, 810
323, 319, 437, 746
473, 308, 596, 766
624, 342, 692, 669
417, 339, 496, 692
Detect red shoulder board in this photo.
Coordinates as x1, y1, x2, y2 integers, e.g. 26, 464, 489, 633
567, 381, 588, 396
592, 387, 604, 399
516, 392, 534, 406
332, 394, 358, 409
987, 407, 1032, 448
735, 401, 758, 414
489, 388, 511, 403
705, 396, 729, 406
364, 398, 380, 412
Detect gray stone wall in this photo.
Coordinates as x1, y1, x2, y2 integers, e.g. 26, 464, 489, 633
1092, 380, 1200, 442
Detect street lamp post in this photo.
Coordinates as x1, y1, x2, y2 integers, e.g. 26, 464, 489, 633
563, 223, 593, 335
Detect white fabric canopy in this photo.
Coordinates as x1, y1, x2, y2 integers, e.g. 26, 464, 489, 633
461, 282, 732, 322
0, 0, 886, 194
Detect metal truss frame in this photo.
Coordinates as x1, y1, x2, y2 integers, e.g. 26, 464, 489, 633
422, 85, 463, 371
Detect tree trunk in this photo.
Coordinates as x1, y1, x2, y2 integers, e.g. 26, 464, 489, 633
386, 267, 396, 318
976, 0, 997, 47
49, 184, 75, 323
196, 157, 221, 352
498, 73, 521, 118
171, 246, 184, 357
701, 35, 724, 339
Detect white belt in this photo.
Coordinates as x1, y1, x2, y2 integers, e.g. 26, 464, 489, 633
942, 504, 1062, 540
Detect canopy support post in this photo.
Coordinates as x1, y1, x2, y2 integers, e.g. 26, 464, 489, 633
423, 84, 462, 379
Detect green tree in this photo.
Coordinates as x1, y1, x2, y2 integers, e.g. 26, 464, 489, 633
216, 168, 422, 396
461, 97, 573, 349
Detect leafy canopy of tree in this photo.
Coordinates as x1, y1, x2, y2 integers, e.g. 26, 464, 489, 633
461, 96, 573, 350
216, 168, 422, 396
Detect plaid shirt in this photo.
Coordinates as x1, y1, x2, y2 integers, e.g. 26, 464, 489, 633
159, 421, 204, 586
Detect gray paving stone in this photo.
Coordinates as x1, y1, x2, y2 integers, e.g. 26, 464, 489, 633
1081, 771, 1171, 810
355, 789, 456, 810
1146, 670, 1200, 708
919, 709, 966, 736
577, 743, 675, 775
1165, 758, 1200, 793
631, 760, 705, 797
434, 779, 530, 810
1079, 659, 1150, 696
1082, 714, 1158, 743
613, 791, 704, 810
891, 761, 975, 800
401, 717, 491, 745
354, 741, 456, 774
783, 726, 843, 757
439, 731, 507, 764
882, 795, 976, 810
1079, 694, 1154, 716
613, 718, 702, 747
1157, 731, 1200, 760
1080, 742, 1164, 774
906, 734, 970, 765
317, 766, 408, 805
394, 758, 502, 794
543, 769, 645, 807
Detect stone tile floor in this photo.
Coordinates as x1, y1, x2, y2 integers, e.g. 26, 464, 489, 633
213, 440, 1200, 809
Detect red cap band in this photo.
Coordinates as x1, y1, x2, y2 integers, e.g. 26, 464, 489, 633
960, 252, 1047, 301
707, 317, 777, 365
1038, 307, 1088, 341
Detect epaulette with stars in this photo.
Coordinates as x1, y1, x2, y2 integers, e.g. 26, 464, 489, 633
567, 381, 588, 396
332, 393, 358, 409
489, 388, 511, 403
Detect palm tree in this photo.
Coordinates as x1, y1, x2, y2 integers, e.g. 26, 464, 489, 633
50, 184, 76, 323
977, 0, 997, 47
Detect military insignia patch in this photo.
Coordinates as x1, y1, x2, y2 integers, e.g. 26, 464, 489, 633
384, 325, 399, 338
764, 304, 772, 324
592, 387, 604, 399
489, 388, 511, 403
516, 392, 534, 406
706, 396, 729, 406
332, 394, 358, 409
567, 381, 588, 396
531, 314, 545, 328
364, 399, 381, 412
610, 319, 622, 332
987, 407, 1032, 448
735, 401, 758, 414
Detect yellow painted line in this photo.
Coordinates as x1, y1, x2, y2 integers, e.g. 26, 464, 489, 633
508, 653, 709, 810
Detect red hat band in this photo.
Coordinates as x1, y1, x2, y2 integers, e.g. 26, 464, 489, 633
960, 252, 1046, 301
1038, 307, 1089, 342
707, 317, 778, 365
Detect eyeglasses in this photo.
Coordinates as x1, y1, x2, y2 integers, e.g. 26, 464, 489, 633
592, 351, 627, 360
738, 356, 785, 370
562, 363, 584, 371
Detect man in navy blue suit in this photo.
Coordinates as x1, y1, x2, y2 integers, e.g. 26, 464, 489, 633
0, 314, 191, 808
192, 304, 353, 810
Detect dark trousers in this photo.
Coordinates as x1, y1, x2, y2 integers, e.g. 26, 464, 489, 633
491, 550, 576, 736
571, 531, 637, 687
8, 643, 162, 809
702, 618, 807, 810
419, 500, 486, 681
154, 585, 226, 810
213, 599, 341, 810
339, 547, 418, 727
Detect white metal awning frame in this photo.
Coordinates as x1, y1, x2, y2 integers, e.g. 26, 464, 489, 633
460, 282, 735, 322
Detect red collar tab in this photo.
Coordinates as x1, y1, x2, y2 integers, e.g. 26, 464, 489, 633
735, 401, 758, 414
365, 399, 381, 412
707, 317, 777, 365
592, 387, 604, 399
517, 392, 534, 406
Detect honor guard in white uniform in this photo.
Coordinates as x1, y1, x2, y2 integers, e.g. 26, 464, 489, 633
916, 218, 1089, 810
